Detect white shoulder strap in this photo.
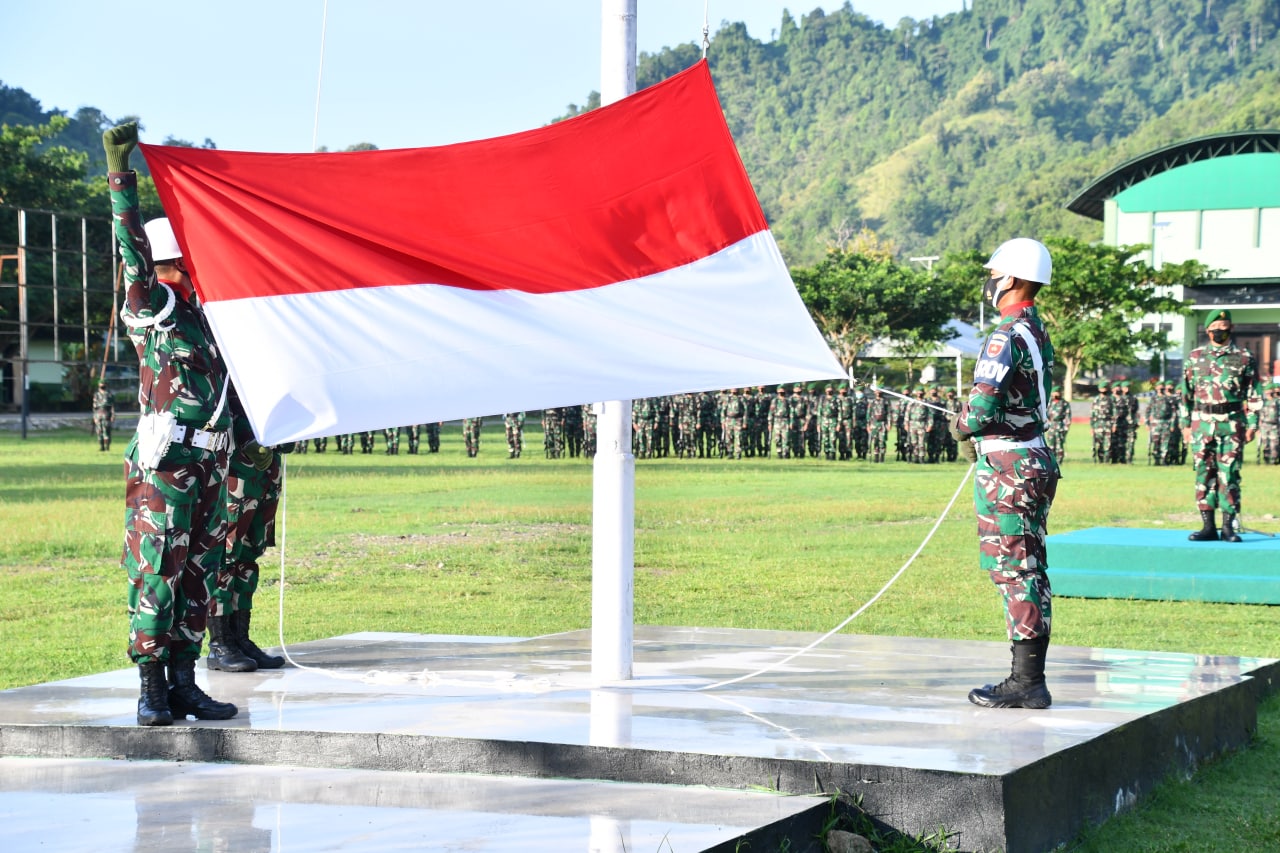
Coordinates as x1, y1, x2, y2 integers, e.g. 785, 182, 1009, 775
1010, 322, 1049, 425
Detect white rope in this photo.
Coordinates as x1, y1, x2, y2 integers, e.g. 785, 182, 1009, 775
694, 461, 975, 691
311, 0, 330, 152
871, 382, 953, 415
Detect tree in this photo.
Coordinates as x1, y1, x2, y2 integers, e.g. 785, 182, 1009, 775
792, 249, 964, 373
1035, 236, 1199, 400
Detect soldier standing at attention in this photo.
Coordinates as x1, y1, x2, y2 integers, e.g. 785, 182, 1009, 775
1182, 309, 1260, 542
853, 386, 870, 460
504, 411, 525, 459
836, 385, 854, 460
383, 427, 400, 455
359, 431, 375, 453
1046, 387, 1071, 463
867, 387, 891, 463
104, 122, 237, 726
92, 379, 115, 451
942, 388, 962, 462
1259, 380, 1280, 464
336, 432, 355, 455
425, 422, 441, 453
817, 385, 840, 461
1145, 382, 1175, 466
1090, 381, 1114, 463
463, 416, 483, 458
770, 385, 791, 459
949, 238, 1059, 710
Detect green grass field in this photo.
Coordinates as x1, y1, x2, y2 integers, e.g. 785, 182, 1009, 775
2, 422, 1278, 851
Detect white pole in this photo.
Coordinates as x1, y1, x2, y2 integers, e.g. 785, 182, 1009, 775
592, 0, 637, 684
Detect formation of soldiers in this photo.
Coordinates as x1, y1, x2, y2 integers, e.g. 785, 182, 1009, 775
1090, 379, 1188, 465
273, 384, 976, 464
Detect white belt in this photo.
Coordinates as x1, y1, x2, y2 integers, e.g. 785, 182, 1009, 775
976, 436, 1046, 455
172, 424, 230, 453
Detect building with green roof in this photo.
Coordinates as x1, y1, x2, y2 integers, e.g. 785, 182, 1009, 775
1068, 131, 1280, 380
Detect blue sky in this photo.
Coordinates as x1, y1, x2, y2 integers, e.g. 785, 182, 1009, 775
4, 1, 965, 152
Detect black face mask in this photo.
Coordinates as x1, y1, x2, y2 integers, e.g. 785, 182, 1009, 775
982, 274, 1003, 307
1208, 328, 1231, 345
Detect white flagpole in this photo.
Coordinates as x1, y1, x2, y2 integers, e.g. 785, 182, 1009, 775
592, 0, 638, 684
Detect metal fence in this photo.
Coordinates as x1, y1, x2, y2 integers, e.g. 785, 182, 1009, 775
0, 205, 135, 437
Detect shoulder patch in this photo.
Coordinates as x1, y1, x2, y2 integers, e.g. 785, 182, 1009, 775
986, 333, 1009, 358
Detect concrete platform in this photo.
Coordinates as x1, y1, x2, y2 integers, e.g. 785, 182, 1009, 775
1, 627, 1277, 853
1049, 526, 1280, 603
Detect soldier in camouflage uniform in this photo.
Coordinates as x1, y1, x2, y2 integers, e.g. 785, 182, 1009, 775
1045, 387, 1071, 463
769, 386, 791, 459
853, 386, 870, 460
1144, 382, 1177, 466
564, 403, 584, 458
105, 122, 238, 725
382, 426, 400, 455
950, 238, 1059, 710
836, 385, 854, 460
336, 432, 355, 454
425, 422, 441, 453
359, 431, 375, 453
1259, 381, 1280, 464
867, 387, 891, 463
906, 387, 931, 463
1114, 380, 1139, 463
942, 388, 962, 462
581, 404, 598, 458
1090, 381, 1115, 463
311, 435, 328, 453
634, 396, 658, 459
92, 380, 115, 451
722, 388, 747, 459
790, 384, 810, 459
504, 411, 526, 459
814, 385, 838, 461
927, 386, 947, 462
894, 388, 911, 461
543, 407, 564, 459
404, 424, 421, 454
1182, 309, 1261, 543
463, 416, 483, 457
206, 387, 287, 674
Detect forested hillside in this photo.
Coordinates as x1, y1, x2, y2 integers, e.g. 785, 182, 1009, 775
5, 0, 1280, 266
616, 0, 1280, 263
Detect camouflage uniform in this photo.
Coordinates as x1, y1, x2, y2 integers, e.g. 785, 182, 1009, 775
382, 427, 400, 455
580, 404, 598, 459
336, 433, 355, 454
634, 397, 658, 459
463, 416, 483, 457
92, 382, 115, 451
311, 435, 328, 453
955, 303, 1059, 644
425, 422, 441, 453
1045, 391, 1071, 463
790, 384, 810, 459
1181, 317, 1260, 533
853, 389, 870, 460
542, 408, 564, 459
359, 431, 375, 453
1259, 383, 1280, 464
906, 389, 931, 463
722, 388, 747, 459
817, 386, 840, 460
770, 387, 791, 459
504, 411, 525, 458
564, 404, 584, 458
110, 170, 232, 671
867, 390, 891, 463
836, 386, 854, 460
927, 388, 947, 462
404, 424, 421, 454
1144, 384, 1177, 466
942, 390, 962, 462
1089, 383, 1115, 463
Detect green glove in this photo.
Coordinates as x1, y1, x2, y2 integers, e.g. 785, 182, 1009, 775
240, 439, 275, 471
102, 121, 139, 173
950, 412, 978, 464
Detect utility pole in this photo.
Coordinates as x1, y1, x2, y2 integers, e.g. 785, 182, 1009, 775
591, 0, 637, 685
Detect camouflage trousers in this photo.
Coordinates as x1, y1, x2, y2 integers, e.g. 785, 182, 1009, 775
974, 448, 1058, 641
209, 457, 281, 616
463, 418, 482, 457
1092, 426, 1112, 463
1046, 425, 1067, 462
121, 435, 229, 664
771, 419, 790, 459
1259, 424, 1279, 464
819, 420, 839, 459
1190, 415, 1246, 513
868, 423, 888, 461
1149, 423, 1173, 465
93, 412, 113, 447
505, 424, 523, 457
383, 427, 400, 454
337, 433, 355, 454
724, 419, 745, 459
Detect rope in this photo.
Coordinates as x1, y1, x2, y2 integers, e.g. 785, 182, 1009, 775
311, 0, 330, 152
694, 460, 974, 691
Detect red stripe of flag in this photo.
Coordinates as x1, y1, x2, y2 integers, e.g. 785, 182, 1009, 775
140, 60, 764, 302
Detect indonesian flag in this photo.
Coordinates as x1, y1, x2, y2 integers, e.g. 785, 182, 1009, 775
141, 61, 844, 445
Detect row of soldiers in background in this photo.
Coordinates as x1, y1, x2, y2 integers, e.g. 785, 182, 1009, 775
1089, 377, 1280, 466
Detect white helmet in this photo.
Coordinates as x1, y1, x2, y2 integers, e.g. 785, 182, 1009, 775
143, 217, 183, 262
984, 238, 1051, 285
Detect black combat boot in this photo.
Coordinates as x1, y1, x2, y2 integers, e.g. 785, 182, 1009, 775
137, 660, 173, 726
233, 609, 284, 669
1221, 513, 1242, 543
969, 636, 1052, 709
168, 658, 238, 720
206, 614, 257, 672
1188, 510, 1218, 541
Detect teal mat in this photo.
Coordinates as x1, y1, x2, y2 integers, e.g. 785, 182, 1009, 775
1048, 526, 1280, 604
